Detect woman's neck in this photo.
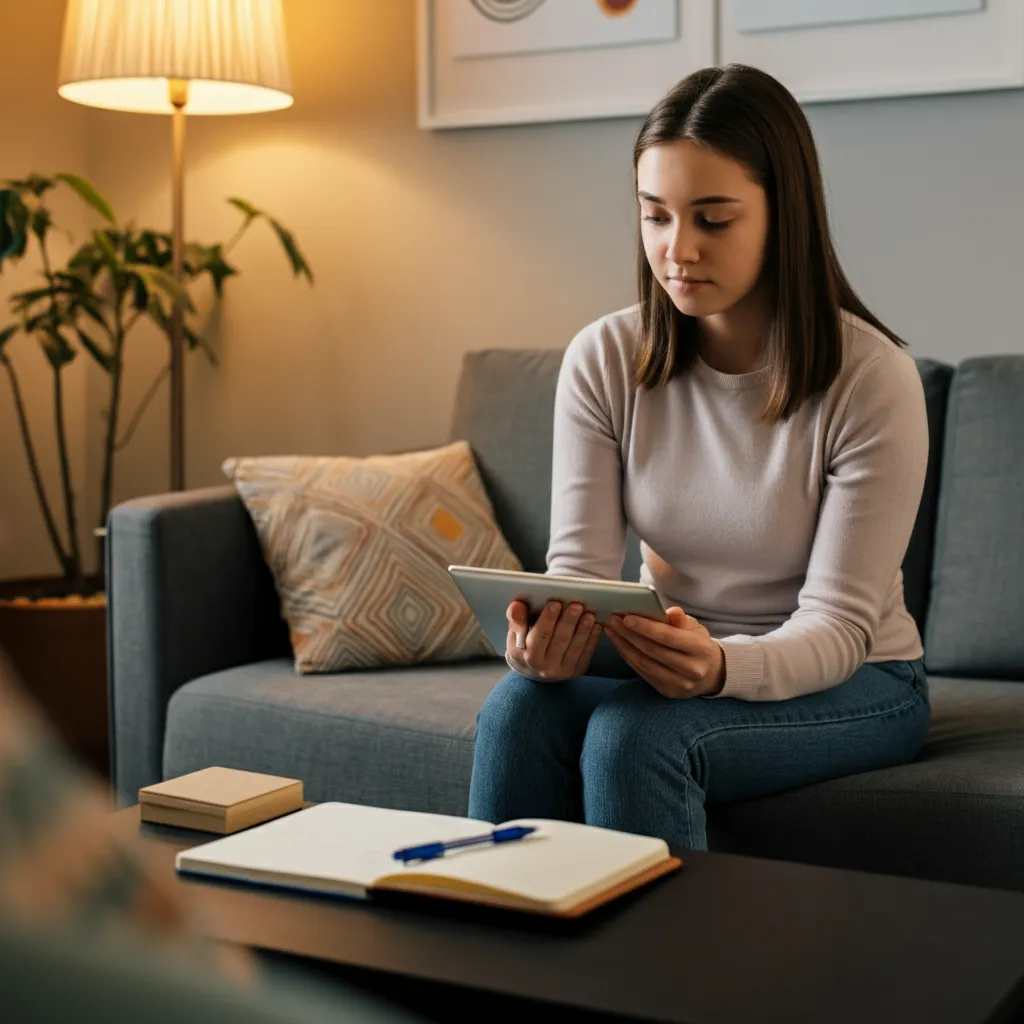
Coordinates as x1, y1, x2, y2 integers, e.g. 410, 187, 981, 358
697, 291, 767, 375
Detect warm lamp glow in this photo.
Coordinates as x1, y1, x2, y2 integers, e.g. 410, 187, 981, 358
57, 0, 293, 115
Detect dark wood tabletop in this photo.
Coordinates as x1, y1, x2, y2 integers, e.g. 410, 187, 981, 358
113, 805, 1024, 1024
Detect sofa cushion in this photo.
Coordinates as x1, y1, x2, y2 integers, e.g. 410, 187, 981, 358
222, 442, 521, 672
924, 356, 1024, 678
448, 349, 563, 574
707, 677, 1024, 891
167, 663, 1024, 891
163, 658, 505, 814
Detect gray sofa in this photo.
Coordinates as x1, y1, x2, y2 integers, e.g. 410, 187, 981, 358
108, 350, 1024, 891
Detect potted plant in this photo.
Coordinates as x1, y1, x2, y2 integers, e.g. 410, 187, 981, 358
0, 172, 312, 774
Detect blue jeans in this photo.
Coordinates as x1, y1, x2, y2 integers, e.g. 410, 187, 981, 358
468, 659, 930, 850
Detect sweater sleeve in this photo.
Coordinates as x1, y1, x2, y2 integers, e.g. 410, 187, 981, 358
546, 330, 628, 580
710, 352, 929, 701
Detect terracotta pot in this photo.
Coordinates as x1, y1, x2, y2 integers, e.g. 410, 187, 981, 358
0, 579, 109, 779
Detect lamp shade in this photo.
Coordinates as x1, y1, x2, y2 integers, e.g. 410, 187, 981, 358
58, 0, 293, 115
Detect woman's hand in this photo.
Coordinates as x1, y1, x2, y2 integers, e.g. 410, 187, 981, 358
505, 600, 604, 682
604, 606, 727, 698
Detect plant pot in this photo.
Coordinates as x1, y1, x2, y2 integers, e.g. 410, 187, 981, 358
0, 578, 109, 779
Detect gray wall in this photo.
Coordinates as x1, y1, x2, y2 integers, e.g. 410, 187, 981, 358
808, 88, 1024, 364
2, 0, 1022, 582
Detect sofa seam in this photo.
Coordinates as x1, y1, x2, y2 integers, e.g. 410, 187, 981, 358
923, 364, 964, 666
167, 692, 479, 745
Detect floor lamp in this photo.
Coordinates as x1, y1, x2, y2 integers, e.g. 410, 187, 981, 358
57, 0, 293, 491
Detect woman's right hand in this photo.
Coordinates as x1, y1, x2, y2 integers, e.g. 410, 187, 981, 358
505, 599, 603, 681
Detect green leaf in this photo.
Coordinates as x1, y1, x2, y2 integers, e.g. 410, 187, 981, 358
0, 189, 28, 263
77, 296, 109, 333
38, 326, 77, 370
26, 174, 53, 197
125, 263, 194, 313
201, 245, 238, 297
5, 174, 54, 198
11, 284, 94, 324
67, 244, 106, 278
55, 172, 116, 224
146, 299, 218, 366
224, 198, 312, 282
185, 322, 218, 365
30, 206, 52, 242
93, 229, 119, 268
268, 217, 314, 283
182, 242, 209, 270
53, 270, 91, 295
74, 326, 114, 372
0, 190, 15, 260
141, 230, 173, 267
23, 312, 50, 333
11, 285, 60, 307
227, 197, 260, 221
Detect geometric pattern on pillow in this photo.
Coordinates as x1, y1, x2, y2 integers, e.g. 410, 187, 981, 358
222, 441, 521, 673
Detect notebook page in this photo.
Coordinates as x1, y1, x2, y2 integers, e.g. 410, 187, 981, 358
375, 818, 669, 911
175, 802, 489, 897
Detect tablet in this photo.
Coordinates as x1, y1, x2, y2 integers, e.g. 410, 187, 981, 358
448, 565, 666, 680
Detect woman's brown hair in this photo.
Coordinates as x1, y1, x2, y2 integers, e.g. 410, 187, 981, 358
634, 64, 903, 421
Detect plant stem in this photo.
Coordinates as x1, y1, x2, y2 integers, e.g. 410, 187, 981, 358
115, 360, 169, 452
52, 364, 84, 589
40, 230, 84, 589
222, 218, 251, 257
124, 307, 143, 334
2, 355, 72, 575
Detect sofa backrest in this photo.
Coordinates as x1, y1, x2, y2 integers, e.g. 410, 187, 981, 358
923, 356, 1024, 680
449, 348, 955, 644
449, 349, 562, 574
448, 349, 644, 581
904, 360, 954, 630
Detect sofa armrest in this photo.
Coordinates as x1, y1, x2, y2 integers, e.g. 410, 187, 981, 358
106, 485, 289, 802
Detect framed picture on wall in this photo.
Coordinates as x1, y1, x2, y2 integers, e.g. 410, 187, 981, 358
417, 0, 716, 129
718, 0, 1024, 103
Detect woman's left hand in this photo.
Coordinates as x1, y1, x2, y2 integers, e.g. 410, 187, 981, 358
605, 607, 726, 699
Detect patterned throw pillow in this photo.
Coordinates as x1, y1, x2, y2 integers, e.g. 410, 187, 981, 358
223, 441, 521, 673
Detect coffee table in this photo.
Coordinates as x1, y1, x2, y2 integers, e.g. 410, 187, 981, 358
113, 806, 1024, 1023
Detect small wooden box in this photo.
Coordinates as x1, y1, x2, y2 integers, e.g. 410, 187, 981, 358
139, 766, 304, 834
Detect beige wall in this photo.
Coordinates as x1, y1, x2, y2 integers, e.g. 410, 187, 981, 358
4, 0, 1024, 580
0, 1, 92, 582
83, 0, 638, 514
84, 0, 1024, 521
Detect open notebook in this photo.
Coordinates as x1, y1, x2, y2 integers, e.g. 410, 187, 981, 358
175, 802, 682, 917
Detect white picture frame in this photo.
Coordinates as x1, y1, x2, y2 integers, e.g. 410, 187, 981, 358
417, 0, 716, 130
718, 0, 1024, 104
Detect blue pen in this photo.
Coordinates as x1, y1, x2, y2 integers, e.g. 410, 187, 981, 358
392, 825, 537, 864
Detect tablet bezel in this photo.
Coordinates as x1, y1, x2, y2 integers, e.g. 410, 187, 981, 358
448, 565, 666, 679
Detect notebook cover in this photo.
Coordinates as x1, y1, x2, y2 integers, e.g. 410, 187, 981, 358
556, 855, 682, 917
370, 855, 682, 918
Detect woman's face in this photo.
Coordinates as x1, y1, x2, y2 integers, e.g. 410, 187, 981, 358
637, 139, 769, 318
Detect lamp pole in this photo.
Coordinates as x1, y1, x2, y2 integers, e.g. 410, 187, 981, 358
169, 78, 188, 492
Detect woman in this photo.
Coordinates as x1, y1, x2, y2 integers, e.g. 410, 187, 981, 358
468, 64, 931, 851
